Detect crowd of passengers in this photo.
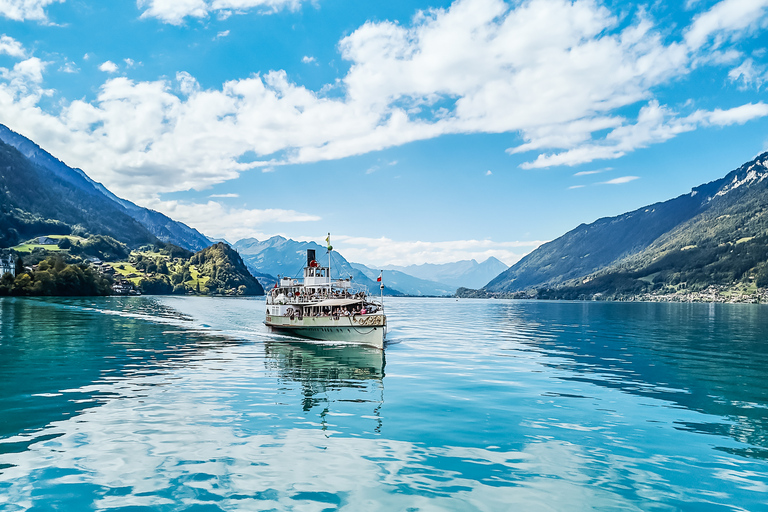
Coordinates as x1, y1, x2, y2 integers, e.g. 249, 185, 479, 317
271, 288, 365, 301
286, 304, 378, 319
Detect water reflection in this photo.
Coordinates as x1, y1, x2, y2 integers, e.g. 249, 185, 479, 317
498, 301, 768, 458
264, 340, 385, 432
0, 297, 238, 452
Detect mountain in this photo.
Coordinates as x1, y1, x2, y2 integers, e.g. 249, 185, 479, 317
233, 236, 403, 296
0, 125, 211, 251
383, 257, 509, 289
484, 152, 768, 297
188, 242, 264, 296
0, 138, 157, 248
351, 262, 455, 296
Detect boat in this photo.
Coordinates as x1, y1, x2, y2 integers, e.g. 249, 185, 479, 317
264, 240, 387, 350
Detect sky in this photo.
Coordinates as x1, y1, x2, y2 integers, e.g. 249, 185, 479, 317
1, 0, 768, 267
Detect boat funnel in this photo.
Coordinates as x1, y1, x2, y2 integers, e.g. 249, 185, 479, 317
307, 249, 316, 266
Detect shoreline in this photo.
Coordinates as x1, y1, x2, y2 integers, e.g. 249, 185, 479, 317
456, 285, 768, 304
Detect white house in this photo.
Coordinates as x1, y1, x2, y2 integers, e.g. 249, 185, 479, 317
0, 254, 16, 277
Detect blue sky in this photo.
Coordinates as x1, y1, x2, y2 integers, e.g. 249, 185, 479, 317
1, 0, 767, 266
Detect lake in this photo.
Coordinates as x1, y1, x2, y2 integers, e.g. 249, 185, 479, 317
1, 296, 767, 511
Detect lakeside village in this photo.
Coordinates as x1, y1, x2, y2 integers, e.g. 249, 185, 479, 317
0, 235, 263, 297
469, 284, 768, 304
1, 245, 140, 296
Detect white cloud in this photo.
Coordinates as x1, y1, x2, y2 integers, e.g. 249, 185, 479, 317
99, 60, 119, 73
728, 59, 764, 88
301, 55, 316, 64
59, 61, 78, 73
147, 199, 321, 242
0, 0, 63, 21
215, 30, 230, 39
568, 184, 585, 189
137, 0, 306, 25
1, 57, 47, 96
209, 193, 239, 198
0, 35, 26, 58
685, 0, 768, 50
690, 102, 768, 125
601, 176, 639, 185
520, 100, 768, 169
573, 168, 611, 176
335, 235, 545, 266
0, 0, 767, 213
175, 70, 199, 95
485, 170, 492, 176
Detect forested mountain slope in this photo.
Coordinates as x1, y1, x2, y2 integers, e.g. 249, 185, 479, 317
0, 125, 211, 251
0, 139, 157, 248
484, 152, 768, 297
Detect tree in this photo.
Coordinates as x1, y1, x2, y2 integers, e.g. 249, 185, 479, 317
14, 255, 24, 276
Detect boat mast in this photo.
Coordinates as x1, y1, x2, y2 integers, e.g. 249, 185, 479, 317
380, 270, 384, 313
326, 232, 332, 295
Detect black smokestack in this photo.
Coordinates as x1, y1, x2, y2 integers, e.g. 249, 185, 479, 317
307, 249, 316, 266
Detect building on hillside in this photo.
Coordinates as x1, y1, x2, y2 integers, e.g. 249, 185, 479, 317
37, 236, 56, 245
0, 254, 16, 277
112, 279, 138, 295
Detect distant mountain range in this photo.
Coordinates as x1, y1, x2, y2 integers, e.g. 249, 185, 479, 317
383, 258, 508, 290
351, 262, 456, 296
0, 125, 211, 251
233, 236, 404, 295
233, 236, 509, 296
477, 151, 768, 299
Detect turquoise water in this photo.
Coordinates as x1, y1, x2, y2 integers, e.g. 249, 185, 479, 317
1, 296, 768, 511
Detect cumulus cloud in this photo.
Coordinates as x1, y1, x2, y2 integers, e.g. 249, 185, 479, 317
334, 235, 546, 266
1, 57, 47, 97
98, 60, 119, 73
1, 0, 768, 216
0, 35, 26, 58
147, 199, 322, 242
137, 0, 307, 25
0, 0, 63, 21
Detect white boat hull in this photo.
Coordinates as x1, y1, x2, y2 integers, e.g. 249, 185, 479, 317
265, 314, 386, 349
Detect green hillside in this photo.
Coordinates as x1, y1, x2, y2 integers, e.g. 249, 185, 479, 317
0, 124, 212, 251
112, 242, 264, 296
4, 240, 264, 297
479, 152, 768, 301
0, 140, 156, 248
